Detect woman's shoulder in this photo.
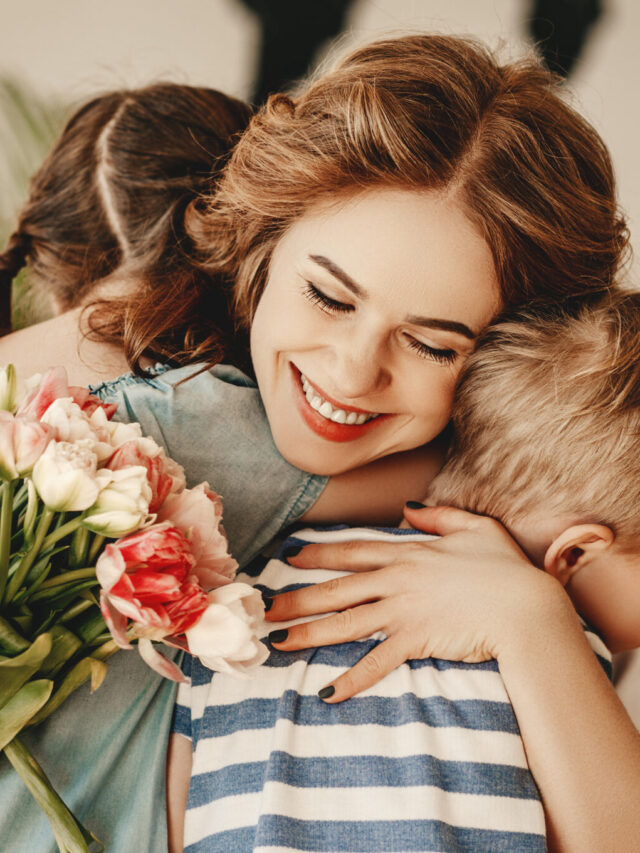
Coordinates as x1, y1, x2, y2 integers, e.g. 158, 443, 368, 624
89, 361, 260, 416
0, 310, 132, 386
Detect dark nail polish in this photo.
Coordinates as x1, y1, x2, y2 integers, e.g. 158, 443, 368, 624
318, 685, 335, 700
268, 629, 288, 644
284, 544, 304, 561
263, 597, 273, 612
405, 500, 426, 510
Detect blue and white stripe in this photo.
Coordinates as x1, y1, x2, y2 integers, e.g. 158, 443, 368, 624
175, 526, 611, 852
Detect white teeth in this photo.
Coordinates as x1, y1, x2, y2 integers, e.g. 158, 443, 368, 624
298, 372, 379, 425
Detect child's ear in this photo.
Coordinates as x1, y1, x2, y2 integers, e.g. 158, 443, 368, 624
543, 524, 615, 586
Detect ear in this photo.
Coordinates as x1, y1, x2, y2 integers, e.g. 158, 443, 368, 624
543, 524, 615, 586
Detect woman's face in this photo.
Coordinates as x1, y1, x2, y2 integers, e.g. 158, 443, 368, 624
250, 188, 501, 475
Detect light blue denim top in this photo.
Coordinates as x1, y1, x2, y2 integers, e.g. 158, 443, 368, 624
0, 363, 327, 853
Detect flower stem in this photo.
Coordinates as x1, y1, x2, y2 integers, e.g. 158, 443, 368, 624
69, 526, 90, 569
87, 534, 105, 564
35, 568, 96, 590
59, 599, 94, 623
4, 508, 54, 604
41, 516, 84, 552
0, 479, 16, 606
3, 737, 100, 851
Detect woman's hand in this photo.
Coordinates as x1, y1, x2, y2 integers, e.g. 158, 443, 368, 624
266, 504, 564, 702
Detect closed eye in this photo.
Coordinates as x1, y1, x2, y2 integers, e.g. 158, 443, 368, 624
405, 336, 457, 365
303, 282, 354, 314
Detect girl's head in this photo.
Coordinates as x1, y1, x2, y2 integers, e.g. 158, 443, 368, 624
0, 83, 252, 322
189, 34, 628, 475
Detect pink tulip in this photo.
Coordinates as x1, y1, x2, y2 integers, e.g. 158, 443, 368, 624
106, 522, 196, 576
0, 411, 52, 480
17, 366, 117, 422
68, 385, 118, 420
157, 483, 238, 588
97, 523, 208, 651
107, 440, 180, 513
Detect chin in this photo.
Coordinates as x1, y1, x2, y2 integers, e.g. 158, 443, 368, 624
278, 447, 355, 477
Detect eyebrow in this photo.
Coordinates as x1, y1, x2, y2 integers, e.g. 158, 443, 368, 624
309, 254, 365, 297
308, 253, 477, 340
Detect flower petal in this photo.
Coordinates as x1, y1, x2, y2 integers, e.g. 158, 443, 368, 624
137, 638, 188, 682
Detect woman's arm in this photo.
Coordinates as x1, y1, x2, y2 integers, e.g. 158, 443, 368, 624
265, 505, 640, 853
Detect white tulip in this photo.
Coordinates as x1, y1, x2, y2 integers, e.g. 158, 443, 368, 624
185, 583, 268, 677
32, 439, 104, 511
83, 465, 152, 536
40, 398, 112, 462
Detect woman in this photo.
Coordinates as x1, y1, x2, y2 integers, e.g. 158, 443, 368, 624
0, 33, 631, 852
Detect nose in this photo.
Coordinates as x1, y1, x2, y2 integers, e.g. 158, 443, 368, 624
325, 330, 391, 402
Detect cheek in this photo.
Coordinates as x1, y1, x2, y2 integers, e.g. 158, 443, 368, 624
403, 364, 459, 422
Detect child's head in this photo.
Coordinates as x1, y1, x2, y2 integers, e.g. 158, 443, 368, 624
0, 83, 252, 321
426, 291, 640, 651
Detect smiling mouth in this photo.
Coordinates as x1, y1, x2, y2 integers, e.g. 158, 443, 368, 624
290, 364, 387, 443
300, 373, 380, 425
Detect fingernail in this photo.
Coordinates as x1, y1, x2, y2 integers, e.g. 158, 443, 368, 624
263, 597, 273, 612
405, 500, 426, 510
318, 685, 335, 700
284, 544, 304, 561
268, 629, 288, 644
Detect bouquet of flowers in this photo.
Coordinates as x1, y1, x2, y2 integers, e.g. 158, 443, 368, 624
0, 365, 267, 852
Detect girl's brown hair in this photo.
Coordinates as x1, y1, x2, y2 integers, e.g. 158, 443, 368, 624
190, 34, 628, 338
0, 83, 252, 358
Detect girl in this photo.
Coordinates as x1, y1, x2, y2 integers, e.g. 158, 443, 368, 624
0, 82, 252, 380
0, 33, 633, 852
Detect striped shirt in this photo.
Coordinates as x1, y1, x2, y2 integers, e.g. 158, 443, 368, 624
174, 527, 612, 853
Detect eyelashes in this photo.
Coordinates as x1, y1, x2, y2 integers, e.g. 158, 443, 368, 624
302, 281, 458, 365
405, 337, 457, 365
303, 281, 353, 314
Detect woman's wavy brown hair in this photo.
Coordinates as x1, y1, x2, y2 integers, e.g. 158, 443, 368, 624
0, 83, 252, 365
189, 34, 629, 345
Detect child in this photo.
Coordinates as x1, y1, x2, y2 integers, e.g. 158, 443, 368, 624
425, 290, 640, 654
0, 83, 251, 371
170, 291, 640, 852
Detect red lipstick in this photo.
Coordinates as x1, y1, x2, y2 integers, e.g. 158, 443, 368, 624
290, 364, 389, 443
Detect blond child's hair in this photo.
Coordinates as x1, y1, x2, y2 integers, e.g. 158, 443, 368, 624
426, 290, 640, 541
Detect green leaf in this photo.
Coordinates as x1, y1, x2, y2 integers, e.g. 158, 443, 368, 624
0, 614, 30, 654
0, 632, 52, 708
0, 679, 52, 749
3, 737, 104, 851
28, 657, 108, 727
30, 579, 98, 609
38, 625, 82, 678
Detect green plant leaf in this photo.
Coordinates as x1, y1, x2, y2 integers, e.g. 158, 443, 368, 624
0, 679, 53, 749
3, 737, 104, 851
38, 625, 82, 678
0, 614, 30, 654
0, 632, 52, 708
28, 657, 108, 727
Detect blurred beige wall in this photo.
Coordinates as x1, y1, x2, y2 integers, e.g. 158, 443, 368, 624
1, 0, 638, 279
